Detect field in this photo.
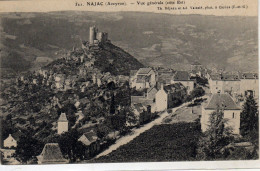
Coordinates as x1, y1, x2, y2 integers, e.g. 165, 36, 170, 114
91, 122, 201, 162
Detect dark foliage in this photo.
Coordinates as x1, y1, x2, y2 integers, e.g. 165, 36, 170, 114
15, 134, 44, 164
240, 95, 259, 138
92, 123, 201, 162
58, 129, 86, 162
196, 108, 234, 160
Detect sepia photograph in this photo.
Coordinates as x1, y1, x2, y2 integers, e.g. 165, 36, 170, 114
0, 0, 259, 170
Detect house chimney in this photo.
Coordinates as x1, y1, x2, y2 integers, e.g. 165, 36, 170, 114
161, 83, 164, 90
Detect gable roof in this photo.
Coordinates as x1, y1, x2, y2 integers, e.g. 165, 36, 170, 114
191, 61, 202, 65
4, 134, 17, 142
136, 75, 148, 83
173, 71, 190, 81
221, 74, 240, 81
78, 130, 98, 146
58, 113, 68, 122
37, 143, 68, 164
147, 87, 158, 94
137, 68, 152, 75
239, 73, 258, 79
205, 93, 240, 110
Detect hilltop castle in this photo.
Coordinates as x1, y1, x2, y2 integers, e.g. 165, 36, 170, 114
89, 26, 109, 46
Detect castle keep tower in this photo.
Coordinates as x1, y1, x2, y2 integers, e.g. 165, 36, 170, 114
57, 113, 68, 134
89, 26, 97, 45
88, 26, 108, 45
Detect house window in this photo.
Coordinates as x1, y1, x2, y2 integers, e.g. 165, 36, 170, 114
232, 112, 235, 119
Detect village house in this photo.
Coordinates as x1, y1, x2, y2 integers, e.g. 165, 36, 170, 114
208, 73, 240, 96
1, 132, 22, 160
209, 73, 258, 99
171, 71, 195, 94
190, 61, 202, 71
1, 134, 17, 159
130, 68, 156, 90
239, 73, 259, 98
128, 103, 153, 126
37, 143, 68, 164
208, 74, 222, 94
157, 70, 174, 86
201, 93, 241, 134
190, 61, 207, 77
146, 87, 158, 101
3, 134, 17, 148
78, 130, 100, 159
155, 84, 176, 112
57, 113, 69, 134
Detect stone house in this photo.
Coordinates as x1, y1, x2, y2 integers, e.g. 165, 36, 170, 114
130, 68, 156, 90
129, 103, 152, 126
155, 84, 175, 112
78, 130, 100, 159
239, 73, 258, 98
201, 93, 241, 134
146, 87, 158, 100
209, 74, 240, 96
3, 134, 17, 148
171, 71, 195, 94
1, 134, 17, 159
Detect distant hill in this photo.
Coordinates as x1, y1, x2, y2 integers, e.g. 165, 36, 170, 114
0, 12, 257, 78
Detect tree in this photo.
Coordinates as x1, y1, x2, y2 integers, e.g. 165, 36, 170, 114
58, 129, 85, 162
109, 93, 116, 114
196, 107, 233, 160
240, 95, 259, 138
191, 86, 205, 99
15, 134, 44, 164
126, 107, 138, 127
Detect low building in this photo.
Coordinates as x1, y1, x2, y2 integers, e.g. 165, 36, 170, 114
171, 71, 195, 94
130, 68, 156, 90
37, 143, 68, 164
3, 134, 17, 148
129, 103, 152, 126
1, 134, 18, 159
201, 93, 241, 134
78, 130, 100, 159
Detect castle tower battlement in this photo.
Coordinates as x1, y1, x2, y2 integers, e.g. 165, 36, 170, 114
88, 26, 108, 45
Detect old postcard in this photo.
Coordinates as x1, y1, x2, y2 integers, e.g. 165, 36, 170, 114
0, 0, 259, 170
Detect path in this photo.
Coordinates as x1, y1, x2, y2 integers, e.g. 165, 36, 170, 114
94, 102, 189, 159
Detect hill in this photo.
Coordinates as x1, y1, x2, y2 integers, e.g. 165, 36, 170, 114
0, 12, 257, 78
